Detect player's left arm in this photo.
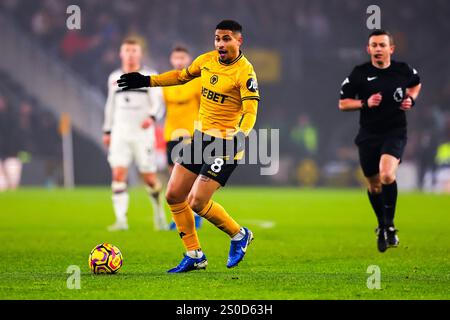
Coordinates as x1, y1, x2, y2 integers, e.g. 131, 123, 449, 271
238, 65, 260, 134
401, 65, 422, 111
234, 65, 260, 151
118, 54, 207, 90
238, 99, 258, 136
231, 99, 258, 156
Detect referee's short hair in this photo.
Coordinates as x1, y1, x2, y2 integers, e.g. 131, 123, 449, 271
368, 29, 394, 45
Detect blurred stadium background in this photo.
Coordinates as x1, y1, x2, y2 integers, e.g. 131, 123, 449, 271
1, 0, 450, 191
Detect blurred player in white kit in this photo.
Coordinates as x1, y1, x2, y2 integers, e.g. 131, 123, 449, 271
102, 38, 168, 231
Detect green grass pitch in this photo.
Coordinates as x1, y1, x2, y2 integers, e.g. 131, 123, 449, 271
0, 187, 449, 299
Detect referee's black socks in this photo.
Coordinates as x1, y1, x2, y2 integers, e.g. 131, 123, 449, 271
367, 190, 385, 228
381, 181, 398, 227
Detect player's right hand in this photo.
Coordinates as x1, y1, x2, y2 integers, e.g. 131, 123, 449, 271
117, 72, 150, 90
367, 92, 382, 108
102, 133, 111, 147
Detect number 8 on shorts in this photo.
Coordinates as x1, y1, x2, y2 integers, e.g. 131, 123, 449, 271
211, 158, 224, 173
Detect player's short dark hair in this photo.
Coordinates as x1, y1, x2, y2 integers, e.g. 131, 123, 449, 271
171, 45, 190, 54
216, 20, 242, 33
368, 29, 394, 45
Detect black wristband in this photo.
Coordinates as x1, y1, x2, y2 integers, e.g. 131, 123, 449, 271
361, 99, 368, 109
104, 131, 111, 135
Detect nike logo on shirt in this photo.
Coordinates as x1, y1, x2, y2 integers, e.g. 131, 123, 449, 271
367, 76, 377, 81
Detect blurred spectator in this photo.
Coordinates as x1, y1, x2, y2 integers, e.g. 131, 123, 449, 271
14, 100, 36, 186
416, 105, 442, 190
96, 12, 120, 44
290, 114, 318, 159
31, 9, 52, 43
0, 95, 13, 191
433, 116, 450, 193
60, 30, 100, 60
0, 58, 65, 187
0, 95, 10, 156
0, 97, 30, 190
36, 111, 62, 187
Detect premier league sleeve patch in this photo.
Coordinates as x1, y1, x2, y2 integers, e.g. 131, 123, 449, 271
246, 78, 258, 92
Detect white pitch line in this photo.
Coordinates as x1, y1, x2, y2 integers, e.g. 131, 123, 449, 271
241, 219, 276, 229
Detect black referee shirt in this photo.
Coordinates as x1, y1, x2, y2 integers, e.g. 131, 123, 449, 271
340, 60, 421, 134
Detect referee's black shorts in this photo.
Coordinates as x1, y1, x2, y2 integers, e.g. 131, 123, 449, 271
177, 130, 238, 186
355, 128, 407, 177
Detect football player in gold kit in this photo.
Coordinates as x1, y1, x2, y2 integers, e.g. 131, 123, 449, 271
163, 46, 203, 230
163, 46, 201, 173
118, 20, 260, 272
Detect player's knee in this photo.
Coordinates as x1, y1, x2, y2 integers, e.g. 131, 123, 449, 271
188, 194, 208, 213
112, 181, 127, 194
165, 188, 185, 205
380, 171, 396, 185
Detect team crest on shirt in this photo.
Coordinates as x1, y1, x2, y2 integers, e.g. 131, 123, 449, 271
210, 75, 218, 85
246, 78, 258, 92
393, 87, 404, 102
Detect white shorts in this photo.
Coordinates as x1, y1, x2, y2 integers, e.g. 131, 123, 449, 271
108, 135, 157, 173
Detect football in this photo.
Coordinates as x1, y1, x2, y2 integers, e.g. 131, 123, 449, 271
88, 243, 123, 274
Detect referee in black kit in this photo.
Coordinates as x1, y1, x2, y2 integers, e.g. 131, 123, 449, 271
339, 30, 422, 252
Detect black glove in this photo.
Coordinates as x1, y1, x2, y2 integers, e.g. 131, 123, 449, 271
117, 72, 150, 90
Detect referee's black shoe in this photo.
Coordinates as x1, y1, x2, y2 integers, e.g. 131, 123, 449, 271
375, 227, 388, 253
386, 226, 400, 248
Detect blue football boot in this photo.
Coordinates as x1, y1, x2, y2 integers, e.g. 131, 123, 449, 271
167, 253, 208, 273
227, 227, 254, 268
